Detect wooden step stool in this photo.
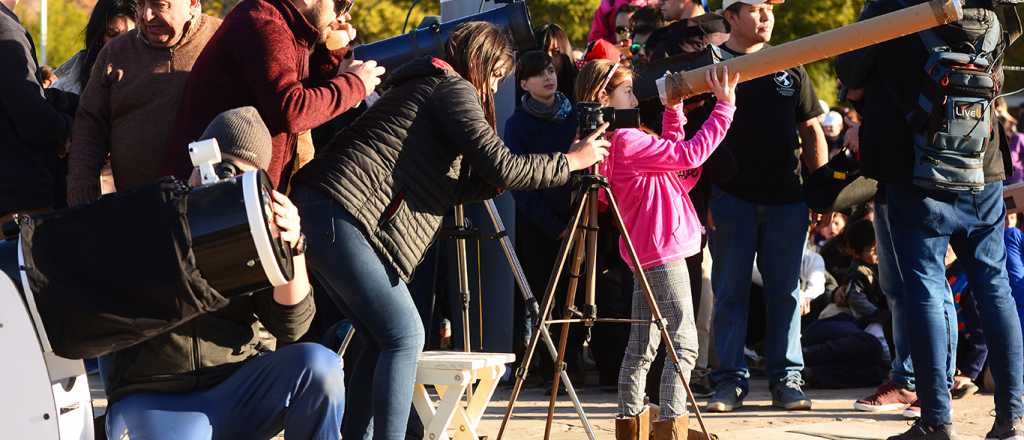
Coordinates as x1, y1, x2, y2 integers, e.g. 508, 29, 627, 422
413, 351, 515, 440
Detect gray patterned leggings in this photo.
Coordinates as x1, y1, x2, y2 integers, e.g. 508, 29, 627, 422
617, 259, 699, 420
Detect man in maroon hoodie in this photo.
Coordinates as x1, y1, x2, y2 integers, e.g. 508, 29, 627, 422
163, 0, 383, 189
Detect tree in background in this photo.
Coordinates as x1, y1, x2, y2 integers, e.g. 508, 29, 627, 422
204, 0, 242, 16
15, 0, 89, 68
525, 0, 599, 48
348, 0, 599, 46
349, 0, 440, 43
769, 0, 859, 105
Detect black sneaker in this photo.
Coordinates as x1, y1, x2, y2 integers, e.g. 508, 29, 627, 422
887, 420, 960, 440
986, 417, 1024, 440
770, 378, 812, 410
705, 382, 746, 413
689, 375, 714, 399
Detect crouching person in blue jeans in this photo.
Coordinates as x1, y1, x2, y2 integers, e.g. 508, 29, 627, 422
103, 107, 345, 440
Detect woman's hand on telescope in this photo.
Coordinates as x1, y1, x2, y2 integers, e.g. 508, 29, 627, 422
565, 122, 612, 171
707, 65, 740, 105
271, 190, 302, 247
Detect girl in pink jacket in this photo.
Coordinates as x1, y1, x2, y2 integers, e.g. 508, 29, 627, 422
574, 59, 738, 439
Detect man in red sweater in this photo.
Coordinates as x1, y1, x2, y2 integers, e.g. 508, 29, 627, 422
163, 0, 383, 189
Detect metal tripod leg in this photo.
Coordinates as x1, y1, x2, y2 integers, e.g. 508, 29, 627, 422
453, 204, 473, 354
544, 200, 590, 440
481, 200, 596, 440
496, 191, 594, 440
453, 204, 473, 402
604, 190, 713, 439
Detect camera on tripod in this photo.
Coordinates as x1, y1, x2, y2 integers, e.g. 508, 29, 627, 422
576, 102, 641, 135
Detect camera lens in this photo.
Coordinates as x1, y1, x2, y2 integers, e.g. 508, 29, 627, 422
576, 102, 603, 136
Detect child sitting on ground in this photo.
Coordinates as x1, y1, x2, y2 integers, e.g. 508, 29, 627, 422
802, 219, 891, 389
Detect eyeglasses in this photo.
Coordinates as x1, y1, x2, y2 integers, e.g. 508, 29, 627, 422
615, 26, 631, 36
335, 0, 354, 15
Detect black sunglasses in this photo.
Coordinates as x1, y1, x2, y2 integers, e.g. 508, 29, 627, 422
335, 0, 354, 15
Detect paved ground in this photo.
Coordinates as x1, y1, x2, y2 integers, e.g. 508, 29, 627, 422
92, 376, 1001, 439
477, 380, 999, 440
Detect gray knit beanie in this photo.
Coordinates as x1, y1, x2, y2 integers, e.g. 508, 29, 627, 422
200, 107, 273, 171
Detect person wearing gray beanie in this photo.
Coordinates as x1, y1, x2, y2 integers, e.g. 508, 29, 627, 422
200, 106, 274, 172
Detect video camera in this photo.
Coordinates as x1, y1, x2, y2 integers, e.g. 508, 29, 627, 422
577, 102, 641, 136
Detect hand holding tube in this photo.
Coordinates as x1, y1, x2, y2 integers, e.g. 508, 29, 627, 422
707, 65, 740, 105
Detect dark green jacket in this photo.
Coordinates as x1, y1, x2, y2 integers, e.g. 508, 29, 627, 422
103, 291, 314, 402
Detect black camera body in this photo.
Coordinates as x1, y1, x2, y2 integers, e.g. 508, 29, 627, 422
576, 102, 641, 136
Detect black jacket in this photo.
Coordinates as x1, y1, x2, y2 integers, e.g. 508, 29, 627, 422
295, 57, 572, 282
0, 3, 76, 215
836, 0, 1007, 185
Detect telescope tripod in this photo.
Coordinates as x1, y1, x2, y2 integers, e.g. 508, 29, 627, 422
432, 200, 598, 438
495, 172, 712, 440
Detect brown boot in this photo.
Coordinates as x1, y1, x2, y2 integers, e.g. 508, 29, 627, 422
687, 426, 719, 440
615, 405, 651, 440
652, 414, 686, 440
652, 415, 719, 440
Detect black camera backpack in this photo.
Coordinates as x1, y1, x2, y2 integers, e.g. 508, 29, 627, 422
899, 2, 1005, 192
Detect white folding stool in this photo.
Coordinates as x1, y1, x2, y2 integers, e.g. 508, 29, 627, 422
413, 351, 515, 440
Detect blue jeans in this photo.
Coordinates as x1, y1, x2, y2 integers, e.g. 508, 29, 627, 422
873, 197, 917, 390
709, 188, 807, 389
887, 182, 1024, 425
106, 343, 345, 440
293, 185, 425, 440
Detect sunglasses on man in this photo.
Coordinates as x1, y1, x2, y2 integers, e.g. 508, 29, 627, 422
335, 0, 354, 16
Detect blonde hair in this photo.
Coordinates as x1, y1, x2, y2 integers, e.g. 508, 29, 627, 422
574, 59, 632, 104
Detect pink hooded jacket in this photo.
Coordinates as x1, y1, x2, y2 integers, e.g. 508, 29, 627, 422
587, 0, 653, 44
599, 101, 735, 271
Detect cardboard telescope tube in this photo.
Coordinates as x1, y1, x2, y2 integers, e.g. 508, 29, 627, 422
659, 0, 963, 101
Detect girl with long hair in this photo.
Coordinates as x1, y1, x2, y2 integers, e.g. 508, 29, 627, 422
534, 23, 579, 102
52, 0, 137, 93
574, 59, 738, 439
289, 22, 610, 439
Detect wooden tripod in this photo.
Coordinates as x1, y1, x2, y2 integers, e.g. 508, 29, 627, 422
495, 171, 712, 440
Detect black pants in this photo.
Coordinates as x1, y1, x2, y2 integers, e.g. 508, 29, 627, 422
802, 315, 887, 389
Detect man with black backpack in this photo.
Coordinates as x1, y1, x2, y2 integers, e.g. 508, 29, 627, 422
838, 0, 1024, 438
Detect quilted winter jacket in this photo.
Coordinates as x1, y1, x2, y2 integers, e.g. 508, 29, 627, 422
294, 57, 572, 282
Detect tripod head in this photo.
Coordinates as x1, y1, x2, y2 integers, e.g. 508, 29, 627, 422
570, 173, 610, 192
